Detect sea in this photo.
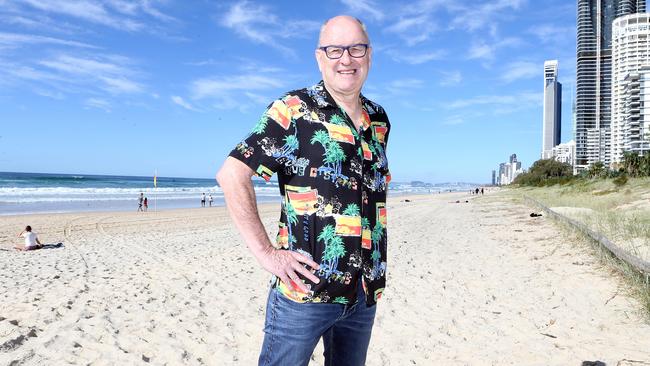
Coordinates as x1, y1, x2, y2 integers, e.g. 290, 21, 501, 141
0, 172, 478, 216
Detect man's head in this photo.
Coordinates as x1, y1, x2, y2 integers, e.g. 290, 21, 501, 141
316, 15, 371, 100
25, 225, 32, 232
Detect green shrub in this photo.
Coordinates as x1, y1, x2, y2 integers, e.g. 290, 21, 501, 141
613, 174, 628, 187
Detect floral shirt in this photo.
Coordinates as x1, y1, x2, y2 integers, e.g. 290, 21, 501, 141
229, 81, 391, 306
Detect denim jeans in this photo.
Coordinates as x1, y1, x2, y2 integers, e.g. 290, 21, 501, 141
258, 280, 377, 366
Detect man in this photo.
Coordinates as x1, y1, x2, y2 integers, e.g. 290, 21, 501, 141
217, 15, 390, 366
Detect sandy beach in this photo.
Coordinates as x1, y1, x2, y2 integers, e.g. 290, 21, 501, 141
1, 191, 649, 365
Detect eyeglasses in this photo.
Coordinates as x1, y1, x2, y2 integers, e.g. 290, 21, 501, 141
318, 44, 369, 59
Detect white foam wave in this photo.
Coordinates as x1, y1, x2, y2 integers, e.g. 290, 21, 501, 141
0, 185, 280, 203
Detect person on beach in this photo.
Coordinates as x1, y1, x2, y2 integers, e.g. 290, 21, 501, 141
208, 194, 213, 207
138, 192, 144, 212
201, 192, 206, 207
16, 225, 42, 251
144, 197, 148, 211
217, 15, 390, 366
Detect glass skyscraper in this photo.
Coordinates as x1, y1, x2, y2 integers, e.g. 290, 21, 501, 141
575, 0, 646, 170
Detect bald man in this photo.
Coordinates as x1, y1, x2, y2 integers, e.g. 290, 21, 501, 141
217, 15, 391, 366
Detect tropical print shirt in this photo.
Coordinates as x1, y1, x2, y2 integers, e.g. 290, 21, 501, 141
229, 81, 390, 306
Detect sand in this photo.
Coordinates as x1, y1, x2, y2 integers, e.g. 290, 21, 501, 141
1, 192, 649, 365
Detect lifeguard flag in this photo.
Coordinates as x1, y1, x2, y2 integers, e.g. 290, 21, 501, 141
153, 173, 157, 188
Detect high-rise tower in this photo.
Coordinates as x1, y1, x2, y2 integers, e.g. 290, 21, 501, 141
611, 13, 650, 162
542, 60, 562, 159
575, 0, 645, 171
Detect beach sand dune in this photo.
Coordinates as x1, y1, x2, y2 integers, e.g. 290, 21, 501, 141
1, 193, 649, 365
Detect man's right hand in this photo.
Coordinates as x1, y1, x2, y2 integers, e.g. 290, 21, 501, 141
258, 247, 321, 293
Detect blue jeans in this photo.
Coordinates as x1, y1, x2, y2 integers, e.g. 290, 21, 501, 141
258, 281, 377, 366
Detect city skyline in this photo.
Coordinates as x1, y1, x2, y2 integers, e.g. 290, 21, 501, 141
0, 0, 577, 183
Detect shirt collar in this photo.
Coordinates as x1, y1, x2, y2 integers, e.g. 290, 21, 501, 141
309, 80, 371, 130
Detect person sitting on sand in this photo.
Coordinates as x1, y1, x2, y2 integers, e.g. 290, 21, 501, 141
16, 225, 42, 251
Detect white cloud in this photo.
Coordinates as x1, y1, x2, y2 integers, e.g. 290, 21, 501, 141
34, 88, 65, 100
171, 95, 198, 111
439, 70, 462, 86
468, 42, 495, 60
244, 91, 272, 105
388, 50, 445, 64
446, 91, 541, 110
0, 53, 146, 96
384, 15, 437, 46
383, 78, 424, 97
449, 0, 525, 32
340, 0, 384, 21
501, 61, 538, 83
528, 24, 575, 45
442, 115, 464, 125
12, 0, 175, 33
99, 76, 142, 93
191, 74, 285, 100
467, 37, 522, 61
85, 97, 111, 111
0, 32, 97, 48
19, 0, 144, 31
220, 1, 319, 56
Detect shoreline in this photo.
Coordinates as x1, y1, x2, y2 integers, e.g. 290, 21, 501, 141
0, 190, 467, 217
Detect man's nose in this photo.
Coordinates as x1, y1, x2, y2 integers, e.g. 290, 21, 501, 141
340, 49, 353, 64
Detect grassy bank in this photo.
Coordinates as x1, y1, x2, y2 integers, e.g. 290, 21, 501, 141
502, 178, 650, 317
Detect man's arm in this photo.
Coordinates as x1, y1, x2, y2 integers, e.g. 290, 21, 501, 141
17, 230, 24, 238
216, 157, 320, 292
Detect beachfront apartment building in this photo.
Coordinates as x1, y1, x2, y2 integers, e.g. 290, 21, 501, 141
575, 0, 646, 171
611, 13, 650, 162
542, 60, 562, 159
552, 140, 577, 165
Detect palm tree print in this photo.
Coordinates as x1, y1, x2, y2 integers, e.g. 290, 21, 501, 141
311, 130, 347, 182
342, 203, 360, 216
271, 132, 299, 160
333, 296, 349, 305
370, 222, 384, 278
361, 217, 370, 229
252, 115, 269, 135
329, 114, 346, 126
285, 200, 298, 250
318, 224, 346, 278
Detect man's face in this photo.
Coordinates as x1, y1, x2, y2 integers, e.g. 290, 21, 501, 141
316, 18, 371, 98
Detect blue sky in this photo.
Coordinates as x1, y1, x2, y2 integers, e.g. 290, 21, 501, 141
0, 0, 576, 183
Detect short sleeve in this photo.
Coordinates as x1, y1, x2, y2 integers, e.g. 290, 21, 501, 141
228, 96, 299, 181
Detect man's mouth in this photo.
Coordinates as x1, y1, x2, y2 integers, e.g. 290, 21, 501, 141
338, 69, 357, 74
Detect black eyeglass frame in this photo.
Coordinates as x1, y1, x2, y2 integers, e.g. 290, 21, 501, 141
317, 43, 370, 59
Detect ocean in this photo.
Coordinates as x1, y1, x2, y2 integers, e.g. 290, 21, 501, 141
0, 172, 477, 216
